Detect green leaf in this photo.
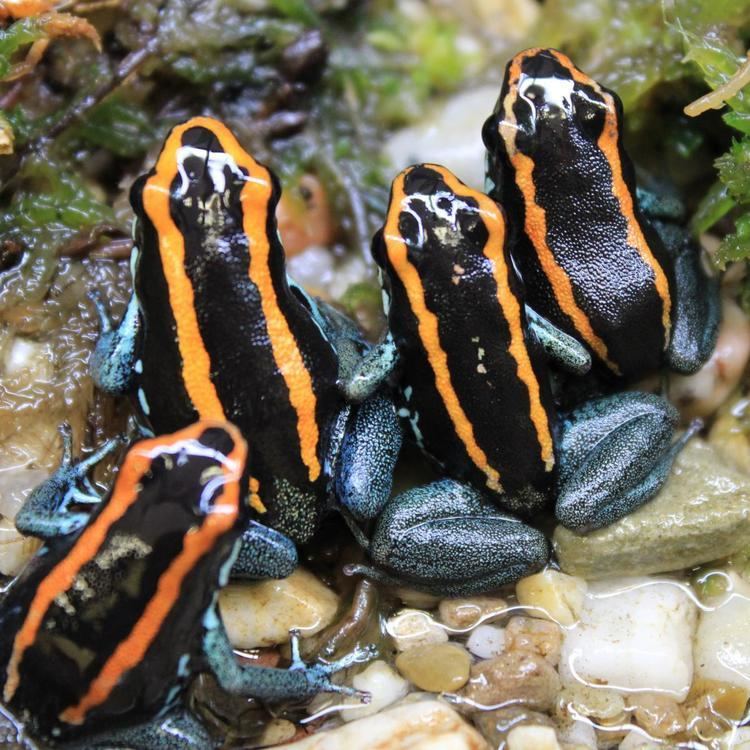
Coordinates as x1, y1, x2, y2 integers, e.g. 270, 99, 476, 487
716, 212, 750, 267
691, 180, 736, 235
0, 17, 45, 79
268, 0, 320, 26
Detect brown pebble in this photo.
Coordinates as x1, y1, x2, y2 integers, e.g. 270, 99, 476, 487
629, 693, 686, 738
395, 642, 472, 692
504, 616, 562, 665
460, 651, 561, 713
439, 596, 508, 630
473, 706, 555, 749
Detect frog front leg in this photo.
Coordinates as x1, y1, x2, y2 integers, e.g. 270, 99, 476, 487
346, 479, 549, 596
90, 292, 142, 395
555, 392, 701, 532
334, 393, 402, 522
203, 606, 377, 702
525, 305, 591, 375
339, 331, 399, 403
15, 425, 122, 539
63, 710, 217, 750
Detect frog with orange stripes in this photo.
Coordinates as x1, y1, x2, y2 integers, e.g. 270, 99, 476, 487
345, 164, 698, 595
0, 423, 375, 748
483, 47, 720, 383
90, 117, 402, 571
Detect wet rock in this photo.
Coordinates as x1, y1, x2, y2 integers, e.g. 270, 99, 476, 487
559, 578, 697, 700
0, 519, 40, 577
556, 684, 626, 724
219, 568, 339, 649
516, 570, 587, 627
460, 650, 561, 712
505, 616, 561, 665
554, 439, 750, 578
473, 706, 555, 749
628, 693, 686, 738
386, 608, 448, 651
439, 596, 508, 630
467, 624, 505, 659
341, 660, 409, 722
507, 725, 561, 750
556, 716, 597, 749
395, 643, 472, 692
278, 700, 490, 749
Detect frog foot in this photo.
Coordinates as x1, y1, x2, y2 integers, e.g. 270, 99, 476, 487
289, 630, 377, 700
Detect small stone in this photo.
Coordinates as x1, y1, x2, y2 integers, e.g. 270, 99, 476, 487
687, 678, 750, 722
460, 651, 561, 713
557, 684, 626, 723
277, 700, 491, 749
395, 643, 471, 692
505, 616, 562, 665
558, 577, 697, 700
466, 624, 505, 659
507, 725, 561, 750
386, 609, 448, 651
339, 660, 409, 723
256, 718, 297, 746
618, 732, 661, 750
628, 693, 685, 738
516, 570, 587, 627
553, 439, 750, 578
439, 596, 508, 630
556, 717, 597, 749
219, 568, 339, 649
473, 707, 554, 748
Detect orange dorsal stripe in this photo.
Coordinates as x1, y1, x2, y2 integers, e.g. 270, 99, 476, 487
59, 428, 244, 725
142, 121, 226, 419
2, 423, 237, 705
143, 116, 321, 482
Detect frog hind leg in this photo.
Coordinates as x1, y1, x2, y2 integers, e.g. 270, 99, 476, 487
346, 479, 549, 597
664, 233, 721, 375
62, 709, 218, 750
90, 291, 141, 395
556, 392, 699, 532
231, 520, 298, 579
334, 394, 402, 522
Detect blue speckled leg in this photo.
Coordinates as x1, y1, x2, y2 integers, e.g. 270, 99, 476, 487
525, 306, 591, 375
340, 332, 399, 403
665, 233, 721, 375
335, 394, 402, 522
15, 425, 121, 539
63, 709, 217, 749
203, 606, 377, 702
346, 479, 549, 596
231, 520, 298, 579
556, 392, 697, 532
90, 292, 141, 395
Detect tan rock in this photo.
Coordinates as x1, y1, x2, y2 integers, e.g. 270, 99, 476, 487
628, 693, 685, 738
386, 608, 448, 651
439, 596, 508, 630
276, 700, 490, 749
340, 660, 410, 722
395, 643, 472, 692
505, 616, 562, 665
507, 725, 561, 750
460, 651, 561, 712
515, 570, 587, 626
219, 568, 339, 648
472, 706, 555, 748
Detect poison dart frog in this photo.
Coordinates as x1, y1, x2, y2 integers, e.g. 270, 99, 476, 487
90, 117, 401, 560
483, 47, 720, 381
0, 422, 374, 748
346, 164, 699, 595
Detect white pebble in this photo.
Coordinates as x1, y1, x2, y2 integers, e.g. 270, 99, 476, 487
559, 577, 697, 700
556, 717, 597, 749
718, 727, 750, 748
219, 568, 338, 649
618, 729, 661, 749
466, 624, 505, 659
340, 660, 410, 723
383, 86, 500, 190
507, 725, 560, 750
694, 573, 750, 691
386, 608, 448, 651
3, 338, 53, 380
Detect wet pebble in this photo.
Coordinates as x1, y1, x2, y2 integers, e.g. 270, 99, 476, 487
340, 660, 409, 722
472, 706, 555, 749
466, 624, 505, 659
395, 642, 472, 692
627, 692, 686, 739
219, 568, 339, 649
516, 570, 587, 627
439, 595, 508, 630
558, 577, 697, 700
507, 725, 561, 750
505, 616, 561, 666
386, 608, 448, 651
277, 700, 490, 749
459, 650, 561, 712
554, 439, 750, 578
556, 684, 626, 724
